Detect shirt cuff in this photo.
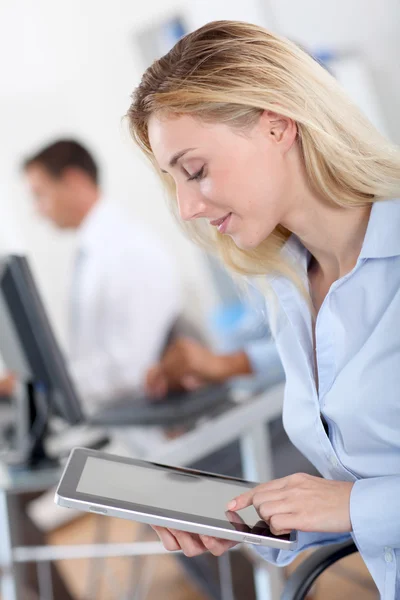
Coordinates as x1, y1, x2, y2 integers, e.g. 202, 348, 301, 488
350, 476, 400, 556
254, 531, 351, 566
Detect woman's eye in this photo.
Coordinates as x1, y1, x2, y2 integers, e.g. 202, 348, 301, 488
187, 166, 205, 182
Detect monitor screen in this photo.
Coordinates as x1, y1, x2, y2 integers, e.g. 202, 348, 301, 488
0, 255, 83, 424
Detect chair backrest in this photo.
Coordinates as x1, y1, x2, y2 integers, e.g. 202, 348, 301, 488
281, 540, 358, 600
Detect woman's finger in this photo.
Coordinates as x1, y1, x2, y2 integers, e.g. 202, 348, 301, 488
169, 529, 208, 557
153, 525, 238, 557
152, 526, 181, 551
269, 514, 296, 536
251, 492, 287, 513
228, 479, 288, 512
200, 535, 238, 557
253, 498, 291, 521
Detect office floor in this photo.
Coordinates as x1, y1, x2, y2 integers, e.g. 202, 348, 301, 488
48, 514, 204, 600
46, 514, 378, 600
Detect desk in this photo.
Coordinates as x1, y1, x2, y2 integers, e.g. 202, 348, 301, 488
0, 465, 62, 600
0, 382, 285, 600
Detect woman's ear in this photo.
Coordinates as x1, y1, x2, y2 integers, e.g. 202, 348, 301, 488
261, 110, 297, 153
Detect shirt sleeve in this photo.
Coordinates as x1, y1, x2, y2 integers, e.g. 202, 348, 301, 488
254, 531, 352, 566
244, 338, 284, 379
350, 475, 400, 554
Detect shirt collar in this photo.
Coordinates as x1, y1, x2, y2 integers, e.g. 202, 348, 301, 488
78, 197, 109, 252
359, 198, 400, 259
280, 234, 310, 281
281, 198, 400, 269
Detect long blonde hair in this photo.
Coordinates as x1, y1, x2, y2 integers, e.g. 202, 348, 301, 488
127, 20, 400, 282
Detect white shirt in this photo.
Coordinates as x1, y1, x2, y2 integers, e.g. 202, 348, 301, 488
255, 199, 400, 599
68, 199, 181, 414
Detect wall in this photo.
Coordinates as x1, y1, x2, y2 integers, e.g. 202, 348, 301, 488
268, 0, 400, 142
0, 1, 259, 346
0, 0, 399, 348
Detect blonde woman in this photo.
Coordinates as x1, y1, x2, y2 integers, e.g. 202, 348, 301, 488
127, 21, 400, 598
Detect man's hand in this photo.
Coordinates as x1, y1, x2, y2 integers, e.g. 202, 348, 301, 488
0, 374, 16, 397
228, 473, 354, 535
146, 337, 252, 399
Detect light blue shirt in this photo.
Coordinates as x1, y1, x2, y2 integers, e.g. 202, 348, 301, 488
245, 336, 283, 382
251, 198, 400, 599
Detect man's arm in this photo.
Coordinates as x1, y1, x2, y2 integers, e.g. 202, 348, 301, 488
146, 336, 283, 397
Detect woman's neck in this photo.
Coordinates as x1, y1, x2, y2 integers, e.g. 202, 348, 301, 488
282, 194, 372, 280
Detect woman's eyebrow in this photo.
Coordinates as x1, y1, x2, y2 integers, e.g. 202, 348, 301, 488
161, 148, 197, 173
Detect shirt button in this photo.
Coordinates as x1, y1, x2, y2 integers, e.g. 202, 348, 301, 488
384, 547, 393, 563
330, 456, 339, 468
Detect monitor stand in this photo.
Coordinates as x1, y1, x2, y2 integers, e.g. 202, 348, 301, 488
6, 382, 58, 471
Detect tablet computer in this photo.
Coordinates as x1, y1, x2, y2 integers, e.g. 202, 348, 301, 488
55, 447, 297, 550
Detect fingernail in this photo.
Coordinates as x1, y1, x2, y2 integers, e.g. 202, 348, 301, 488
227, 500, 236, 510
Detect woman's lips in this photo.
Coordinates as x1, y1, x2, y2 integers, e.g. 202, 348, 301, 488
210, 213, 232, 234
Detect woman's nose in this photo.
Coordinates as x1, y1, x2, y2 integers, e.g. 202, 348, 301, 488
176, 186, 208, 221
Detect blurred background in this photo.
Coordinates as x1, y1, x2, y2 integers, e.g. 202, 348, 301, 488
1, 0, 399, 346
0, 2, 399, 599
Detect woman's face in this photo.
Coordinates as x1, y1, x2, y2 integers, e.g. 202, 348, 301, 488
148, 111, 299, 250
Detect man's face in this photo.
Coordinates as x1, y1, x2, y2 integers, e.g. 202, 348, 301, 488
25, 164, 76, 228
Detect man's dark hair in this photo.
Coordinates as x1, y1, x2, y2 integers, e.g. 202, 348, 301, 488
23, 139, 99, 184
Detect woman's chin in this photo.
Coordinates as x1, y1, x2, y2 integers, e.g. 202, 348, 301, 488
230, 232, 265, 251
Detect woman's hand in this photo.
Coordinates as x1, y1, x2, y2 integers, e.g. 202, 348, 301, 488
228, 473, 354, 535
152, 474, 353, 558
152, 526, 238, 557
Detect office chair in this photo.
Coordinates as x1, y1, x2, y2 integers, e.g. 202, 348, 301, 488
281, 539, 358, 600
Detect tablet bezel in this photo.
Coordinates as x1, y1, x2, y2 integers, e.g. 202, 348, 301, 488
56, 447, 297, 545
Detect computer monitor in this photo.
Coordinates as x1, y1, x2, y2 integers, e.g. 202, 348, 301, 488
0, 255, 84, 465
0, 254, 233, 468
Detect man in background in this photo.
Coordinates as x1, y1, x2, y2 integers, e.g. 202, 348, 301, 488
23, 139, 181, 412
2, 139, 181, 600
